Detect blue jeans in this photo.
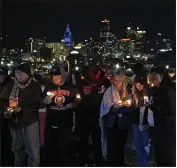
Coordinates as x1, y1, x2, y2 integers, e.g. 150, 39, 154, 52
10, 122, 40, 167
132, 124, 150, 167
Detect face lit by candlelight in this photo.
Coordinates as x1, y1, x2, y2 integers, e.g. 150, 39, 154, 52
52, 75, 62, 85
135, 82, 144, 91
113, 75, 125, 89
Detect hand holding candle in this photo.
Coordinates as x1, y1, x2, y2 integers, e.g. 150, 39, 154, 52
144, 96, 149, 106
124, 99, 132, 107
76, 94, 81, 99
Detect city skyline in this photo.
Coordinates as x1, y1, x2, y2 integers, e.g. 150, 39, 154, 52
2, 0, 175, 48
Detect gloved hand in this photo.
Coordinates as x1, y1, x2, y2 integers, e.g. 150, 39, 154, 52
13, 107, 21, 112
4, 111, 12, 119
44, 96, 52, 105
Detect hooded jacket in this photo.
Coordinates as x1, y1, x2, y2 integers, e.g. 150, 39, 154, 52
78, 66, 110, 124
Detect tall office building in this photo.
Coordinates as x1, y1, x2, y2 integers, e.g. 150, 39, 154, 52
63, 24, 72, 47
25, 38, 45, 53
100, 19, 112, 40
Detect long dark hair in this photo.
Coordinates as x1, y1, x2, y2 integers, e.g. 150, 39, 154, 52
132, 83, 148, 105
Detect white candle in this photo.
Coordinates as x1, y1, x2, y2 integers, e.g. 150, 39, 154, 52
118, 100, 122, 104
144, 96, 149, 103
127, 100, 132, 105
76, 94, 81, 99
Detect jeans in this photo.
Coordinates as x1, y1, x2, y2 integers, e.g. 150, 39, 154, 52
132, 124, 150, 167
10, 122, 40, 167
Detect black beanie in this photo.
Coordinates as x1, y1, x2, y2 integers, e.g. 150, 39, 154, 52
134, 75, 147, 85
16, 63, 31, 76
50, 66, 61, 76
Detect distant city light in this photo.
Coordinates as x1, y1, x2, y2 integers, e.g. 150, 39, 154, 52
33, 50, 37, 53
74, 46, 81, 49
101, 19, 110, 23
126, 56, 131, 58
166, 65, 169, 69
157, 33, 162, 36
120, 38, 131, 41
137, 30, 146, 34
10, 61, 13, 64
137, 27, 139, 30
151, 49, 154, 51
115, 64, 120, 69
75, 66, 79, 71
70, 50, 79, 54
127, 27, 131, 30
159, 49, 168, 52
1, 61, 3, 65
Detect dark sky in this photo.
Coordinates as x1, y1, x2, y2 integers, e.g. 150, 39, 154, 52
2, 0, 176, 48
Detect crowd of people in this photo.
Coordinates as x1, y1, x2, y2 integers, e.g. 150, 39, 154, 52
0, 62, 176, 167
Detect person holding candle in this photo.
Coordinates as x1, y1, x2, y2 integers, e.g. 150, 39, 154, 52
100, 69, 133, 166
132, 74, 150, 167
148, 69, 176, 166
1, 63, 42, 167
76, 65, 110, 166
42, 64, 80, 166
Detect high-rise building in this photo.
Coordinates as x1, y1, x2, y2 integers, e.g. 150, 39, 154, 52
46, 42, 67, 61
126, 26, 146, 56
62, 24, 72, 47
100, 19, 112, 40
155, 33, 172, 53
25, 38, 45, 53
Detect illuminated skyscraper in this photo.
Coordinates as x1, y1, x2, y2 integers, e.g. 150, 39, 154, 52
100, 19, 112, 40
63, 24, 72, 47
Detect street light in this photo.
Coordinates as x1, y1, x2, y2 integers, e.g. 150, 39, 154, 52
165, 65, 169, 69
116, 64, 120, 69
75, 66, 79, 71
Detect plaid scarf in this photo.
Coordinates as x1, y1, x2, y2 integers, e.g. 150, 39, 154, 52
9, 78, 32, 105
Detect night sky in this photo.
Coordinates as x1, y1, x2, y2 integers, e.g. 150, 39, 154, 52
2, 0, 175, 48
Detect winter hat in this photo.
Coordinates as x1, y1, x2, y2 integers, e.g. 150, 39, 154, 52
16, 63, 31, 76
134, 74, 147, 85
151, 67, 164, 76
0, 67, 8, 76
50, 66, 61, 76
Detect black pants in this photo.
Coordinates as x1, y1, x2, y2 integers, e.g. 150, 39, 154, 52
150, 121, 176, 167
105, 127, 128, 167
44, 125, 71, 166
79, 123, 102, 165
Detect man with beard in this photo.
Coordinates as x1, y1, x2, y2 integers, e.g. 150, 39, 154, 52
43, 64, 80, 166
1, 63, 41, 167
77, 65, 110, 166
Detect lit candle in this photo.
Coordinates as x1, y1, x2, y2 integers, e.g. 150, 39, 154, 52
118, 100, 122, 104
7, 107, 14, 113
76, 94, 81, 99
127, 100, 132, 105
151, 84, 154, 87
47, 92, 54, 97
144, 96, 149, 104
